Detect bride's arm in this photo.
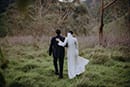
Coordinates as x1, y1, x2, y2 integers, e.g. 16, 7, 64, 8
58, 38, 68, 47
75, 38, 79, 56
75, 38, 78, 49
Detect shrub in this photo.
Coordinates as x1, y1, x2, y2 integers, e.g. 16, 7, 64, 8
74, 4, 88, 15
19, 63, 39, 72
0, 47, 9, 69
112, 55, 130, 62
0, 70, 6, 87
91, 54, 110, 65
9, 82, 25, 87
0, 14, 8, 38
12, 72, 46, 87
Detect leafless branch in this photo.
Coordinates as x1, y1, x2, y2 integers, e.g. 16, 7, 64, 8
103, 0, 117, 10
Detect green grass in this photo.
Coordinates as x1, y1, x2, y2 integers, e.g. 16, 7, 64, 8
2, 44, 130, 87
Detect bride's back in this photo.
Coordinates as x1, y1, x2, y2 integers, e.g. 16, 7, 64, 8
67, 37, 77, 49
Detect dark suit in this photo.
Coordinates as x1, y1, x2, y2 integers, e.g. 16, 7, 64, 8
49, 35, 65, 78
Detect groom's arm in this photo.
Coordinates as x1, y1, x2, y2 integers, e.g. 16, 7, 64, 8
58, 37, 68, 47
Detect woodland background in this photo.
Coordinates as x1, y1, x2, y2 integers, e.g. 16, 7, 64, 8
0, 0, 130, 87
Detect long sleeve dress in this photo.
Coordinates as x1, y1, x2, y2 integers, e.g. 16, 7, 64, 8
58, 33, 89, 79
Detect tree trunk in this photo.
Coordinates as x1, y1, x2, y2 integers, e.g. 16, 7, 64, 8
99, 0, 117, 46
0, 71, 6, 87
37, 0, 42, 20
129, 5, 130, 27
0, 47, 4, 61
99, 0, 104, 46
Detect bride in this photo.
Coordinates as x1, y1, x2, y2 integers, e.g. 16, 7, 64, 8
56, 31, 89, 79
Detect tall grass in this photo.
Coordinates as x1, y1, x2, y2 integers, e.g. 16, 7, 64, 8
1, 41, 130, 87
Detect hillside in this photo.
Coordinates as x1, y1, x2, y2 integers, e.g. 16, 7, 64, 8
0, 0, 128, 36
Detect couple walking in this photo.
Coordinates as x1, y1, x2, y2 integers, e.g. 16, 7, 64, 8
49, 29, 89, 79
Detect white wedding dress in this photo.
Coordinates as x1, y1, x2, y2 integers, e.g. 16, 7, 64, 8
58, 33, 89, 79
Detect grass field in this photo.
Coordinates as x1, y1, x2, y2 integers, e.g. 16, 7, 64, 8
1, 42, 130, 87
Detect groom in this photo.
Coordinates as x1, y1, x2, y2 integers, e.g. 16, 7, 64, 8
49, 29, 65, 79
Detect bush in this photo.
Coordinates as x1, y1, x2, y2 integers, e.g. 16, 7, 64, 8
17, 63, 39, 72
112, 55, 130, 62
91, 54, 110, 65
74, 4, 88, 15
9, 82, 25, 87
0, 70, 6, 87
12, 72, 47, 87
0, 14, 8, 38
0, 47, 8, 69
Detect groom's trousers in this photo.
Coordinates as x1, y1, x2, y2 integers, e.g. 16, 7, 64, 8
53, 57, 64, 77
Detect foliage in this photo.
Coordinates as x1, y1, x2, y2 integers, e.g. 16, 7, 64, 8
0, 48, 4, 61
0, 47, 8, 70
0, 70, 6, 87
74, 4, 88, 15
104, 0, 129, 24
16, 0, 34, 13
0, 0, 128, 36
0, 0, 129, 36
0, 1, 129, 86
3, 0, 92, 36
0, 13, 8, 37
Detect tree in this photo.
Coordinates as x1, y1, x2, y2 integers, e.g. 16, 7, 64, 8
0, 47, 4, 66
0, 70, 6, 87
128, 1, 130, 28
99, 0, 117, 46
16, 0, 33, 13
0, 1, 9, 68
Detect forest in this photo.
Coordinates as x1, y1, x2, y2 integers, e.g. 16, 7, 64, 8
0, 0, 130, 87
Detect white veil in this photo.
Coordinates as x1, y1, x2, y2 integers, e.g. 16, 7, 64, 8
67, 32, 74, 46
67, 32, 73, 38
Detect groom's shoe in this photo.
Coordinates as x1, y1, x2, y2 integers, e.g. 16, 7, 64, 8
58, 76, 63, 79
55, 72, 59, 75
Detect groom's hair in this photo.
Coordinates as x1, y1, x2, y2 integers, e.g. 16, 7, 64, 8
56, 29, 61, 35
68, 31, 73, 35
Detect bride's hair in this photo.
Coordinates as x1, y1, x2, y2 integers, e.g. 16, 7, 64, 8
68, 31, 73, 35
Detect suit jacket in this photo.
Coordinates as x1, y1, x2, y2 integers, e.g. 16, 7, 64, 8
49, 35, 65, 58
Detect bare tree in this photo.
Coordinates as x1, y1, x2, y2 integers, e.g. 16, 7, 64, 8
99, 0, 117, 46
56, 0, 81, 28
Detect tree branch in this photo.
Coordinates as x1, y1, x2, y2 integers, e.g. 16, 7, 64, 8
103, 0, 117, 10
